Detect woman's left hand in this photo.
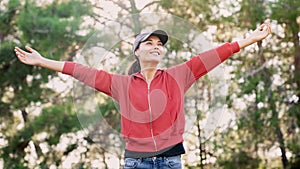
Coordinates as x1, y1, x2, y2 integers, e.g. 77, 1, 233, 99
250, 19, 272, 42
238, 19, 272, 49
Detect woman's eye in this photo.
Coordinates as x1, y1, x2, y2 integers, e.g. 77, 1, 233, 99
146, 42, 152, 45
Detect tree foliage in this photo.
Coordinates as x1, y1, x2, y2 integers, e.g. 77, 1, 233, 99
0, 0, 93, 168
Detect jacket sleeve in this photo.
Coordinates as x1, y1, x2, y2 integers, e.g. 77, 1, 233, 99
62, 61, 113, 96
186, 42, 240, 80
167, 42, 240, 92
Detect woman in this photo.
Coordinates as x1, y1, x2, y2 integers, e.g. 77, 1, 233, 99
15, 21, 271, 169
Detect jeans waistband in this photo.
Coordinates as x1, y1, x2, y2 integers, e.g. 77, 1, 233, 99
136, 155, 181, 161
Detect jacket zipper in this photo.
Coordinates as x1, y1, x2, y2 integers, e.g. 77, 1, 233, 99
147, 83, 158, 151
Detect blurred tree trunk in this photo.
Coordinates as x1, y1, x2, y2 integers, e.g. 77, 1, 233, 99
293, 30, 300, 97
129, 0, 142, 34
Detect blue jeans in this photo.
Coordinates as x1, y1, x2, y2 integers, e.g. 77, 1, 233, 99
124, 155, 182, 169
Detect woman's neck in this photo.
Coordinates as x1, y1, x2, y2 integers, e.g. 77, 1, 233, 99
141, 67, 157, 83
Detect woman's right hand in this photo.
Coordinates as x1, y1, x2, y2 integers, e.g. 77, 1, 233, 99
14, 46, 43, 66
14, 46, 65, 72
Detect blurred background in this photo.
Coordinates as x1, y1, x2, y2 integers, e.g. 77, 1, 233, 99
0, 0, 299, 168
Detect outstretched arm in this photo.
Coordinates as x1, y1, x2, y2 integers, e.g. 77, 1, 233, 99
15, 46, 115, 96
238, 20, 272, 49
14, 46, 64, 72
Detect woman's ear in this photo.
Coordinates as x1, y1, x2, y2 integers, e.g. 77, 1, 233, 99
134, 50, 139, 57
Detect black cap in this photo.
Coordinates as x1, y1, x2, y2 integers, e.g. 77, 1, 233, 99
133, 30, 168, 53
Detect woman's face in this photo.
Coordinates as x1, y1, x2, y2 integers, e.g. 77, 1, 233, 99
135, 35, 165, 66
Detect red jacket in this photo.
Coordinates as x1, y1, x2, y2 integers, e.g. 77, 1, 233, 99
62, 42, 240, 152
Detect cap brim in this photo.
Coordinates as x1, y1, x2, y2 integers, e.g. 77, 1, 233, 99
141, 29, 168, 45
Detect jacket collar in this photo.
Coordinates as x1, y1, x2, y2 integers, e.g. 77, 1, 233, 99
132, 69, 164, 80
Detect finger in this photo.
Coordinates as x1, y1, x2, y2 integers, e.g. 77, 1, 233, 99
15, 47, 31, 56
257, 23, 266, 31
268, 26, 272, 34
16, 52, 27, 63
15, 51, 25, 58
25, 46, 35, 53
265, 19, 270, 25
265, 19, 271, 31
14, 47, 25, 54
268, 21, 272, 32
263, 23, 271, 34
14, 49, 23, 57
